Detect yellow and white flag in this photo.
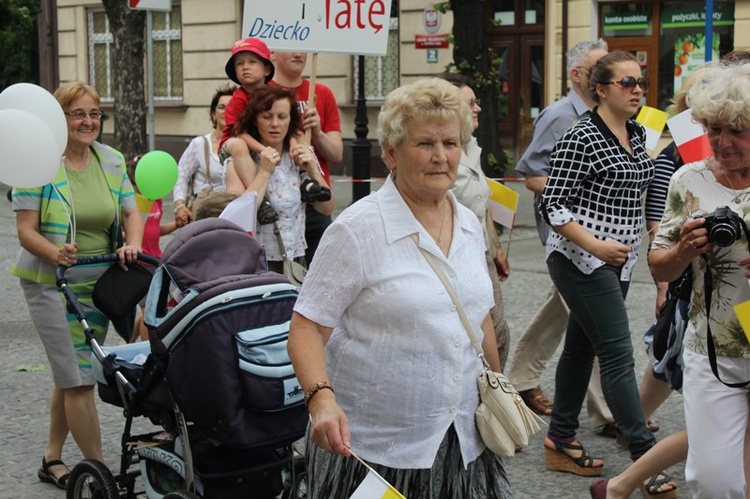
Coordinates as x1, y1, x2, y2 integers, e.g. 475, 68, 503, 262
733, 299, 750, 344
487, 179, 519, 229
636, 106, 668, 152
350, 469, 406, 499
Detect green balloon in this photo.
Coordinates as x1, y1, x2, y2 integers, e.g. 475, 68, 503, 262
134, 150, 178, 201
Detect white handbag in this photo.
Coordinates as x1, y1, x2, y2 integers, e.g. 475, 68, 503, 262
412, 234, 544, 457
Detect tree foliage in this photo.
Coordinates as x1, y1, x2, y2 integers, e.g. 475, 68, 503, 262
436, 0, 509, 176
100, 0, 147, 161
0, 0, 40, 91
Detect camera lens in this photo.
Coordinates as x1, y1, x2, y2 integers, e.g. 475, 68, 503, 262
710, 224, 739, 247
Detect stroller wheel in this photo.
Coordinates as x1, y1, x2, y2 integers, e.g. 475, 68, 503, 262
66, 459, 119, 499
163, 491, 200, 499
293, 470, 308, 499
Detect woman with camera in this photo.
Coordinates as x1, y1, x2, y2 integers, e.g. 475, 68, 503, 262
649, 62, 750, 498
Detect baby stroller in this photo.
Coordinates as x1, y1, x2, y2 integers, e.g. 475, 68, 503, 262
59, 218, 309, 499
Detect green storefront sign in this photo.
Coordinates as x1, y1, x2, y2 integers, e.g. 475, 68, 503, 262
603, 12, 650, 31
662, 6, 734, 28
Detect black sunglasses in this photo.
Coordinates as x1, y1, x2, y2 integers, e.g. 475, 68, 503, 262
603, 76, 649, 92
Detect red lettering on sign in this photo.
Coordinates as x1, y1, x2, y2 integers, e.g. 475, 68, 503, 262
325, 0, 387, 34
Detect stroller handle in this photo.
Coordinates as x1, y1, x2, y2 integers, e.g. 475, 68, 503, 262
55, 252, 160, 286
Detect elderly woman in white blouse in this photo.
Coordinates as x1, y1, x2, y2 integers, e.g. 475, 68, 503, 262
287, 78, 513, 499
173, 84, 235, 226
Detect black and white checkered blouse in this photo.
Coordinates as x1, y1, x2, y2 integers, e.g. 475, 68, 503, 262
540, 108, 654, 279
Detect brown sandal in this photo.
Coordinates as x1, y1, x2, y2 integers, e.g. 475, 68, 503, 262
545, 439, 604, 477
519, 386, 553, 416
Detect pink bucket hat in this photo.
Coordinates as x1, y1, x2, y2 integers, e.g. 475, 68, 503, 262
225, 38, 275, 85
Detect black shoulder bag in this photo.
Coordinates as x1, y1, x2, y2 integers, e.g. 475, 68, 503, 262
652, 265, 692, 362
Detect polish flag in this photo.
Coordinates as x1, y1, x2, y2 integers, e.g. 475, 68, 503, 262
636, 106, 668, 152
666, 109, 713, 164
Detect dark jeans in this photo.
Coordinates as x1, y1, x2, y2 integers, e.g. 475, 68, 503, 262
547, 252, 654, 460
304, 205, 332, 267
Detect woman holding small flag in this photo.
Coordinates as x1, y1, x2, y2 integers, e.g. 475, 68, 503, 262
649, 61, 750, 498
288, 78, 513, 498
538, 51, 663, 485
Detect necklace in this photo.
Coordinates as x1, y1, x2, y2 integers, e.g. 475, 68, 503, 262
722, 168, 748, 204
410, 200, 450, 249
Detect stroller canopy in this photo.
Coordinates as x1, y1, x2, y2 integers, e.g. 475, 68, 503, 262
160, 218, 267, 290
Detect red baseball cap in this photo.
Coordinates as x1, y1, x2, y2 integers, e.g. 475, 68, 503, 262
225, 38, 275, 85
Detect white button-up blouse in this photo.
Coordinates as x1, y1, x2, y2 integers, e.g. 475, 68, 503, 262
294, 176, 494, 469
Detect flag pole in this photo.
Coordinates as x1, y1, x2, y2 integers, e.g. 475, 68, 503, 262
505, 222, 514, 259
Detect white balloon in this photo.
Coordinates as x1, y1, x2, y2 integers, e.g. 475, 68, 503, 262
0, 83, 68, 157
0, 109, 60, 188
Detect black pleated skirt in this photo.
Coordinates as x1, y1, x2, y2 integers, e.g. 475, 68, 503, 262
306, 425, 514, 498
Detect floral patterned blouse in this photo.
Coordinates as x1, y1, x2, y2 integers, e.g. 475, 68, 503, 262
652, 159, 750, 358
255, 152, 306, 261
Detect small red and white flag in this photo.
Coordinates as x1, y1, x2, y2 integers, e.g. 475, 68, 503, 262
636, 106, 668, 152
666, 109, 712, 164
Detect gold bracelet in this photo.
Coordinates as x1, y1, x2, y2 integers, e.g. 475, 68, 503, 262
304, 381, 334, 407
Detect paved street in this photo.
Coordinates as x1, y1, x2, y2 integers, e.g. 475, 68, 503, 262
0, 179, 686, 498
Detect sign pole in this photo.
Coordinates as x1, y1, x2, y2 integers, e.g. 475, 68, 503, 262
705, 0, 714, 62
146, 10, 155, 151
304, 52, 318, 145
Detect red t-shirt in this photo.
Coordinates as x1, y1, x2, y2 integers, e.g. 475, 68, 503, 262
219, 87, 251, 151
142, 199, 163, 259
270, 79, 341, 183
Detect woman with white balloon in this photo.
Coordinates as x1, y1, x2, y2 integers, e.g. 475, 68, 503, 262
9, 81, 142, 490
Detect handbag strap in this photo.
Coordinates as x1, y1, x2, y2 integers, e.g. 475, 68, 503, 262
410, 233, 490, 370
273, 220, 291, 263
202, 135, 212, 188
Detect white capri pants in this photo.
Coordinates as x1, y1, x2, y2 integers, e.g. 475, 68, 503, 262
683, 347, 750, 498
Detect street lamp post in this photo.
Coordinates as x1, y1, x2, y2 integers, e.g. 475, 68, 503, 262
351, 55, 371, 203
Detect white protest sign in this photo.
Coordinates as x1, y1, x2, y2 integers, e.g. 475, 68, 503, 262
242, 0, 392, 55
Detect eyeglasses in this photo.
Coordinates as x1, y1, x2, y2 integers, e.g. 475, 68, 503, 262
603, 76, 650, 92
65, 110, 104, 121
469, 98, 481, 107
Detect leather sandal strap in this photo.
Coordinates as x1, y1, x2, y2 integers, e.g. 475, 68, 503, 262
42, 458, 66, 470
554, 440, 597, 468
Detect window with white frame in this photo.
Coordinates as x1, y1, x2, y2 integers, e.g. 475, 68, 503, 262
353, 16, 399, 101
88, 6, 183, 102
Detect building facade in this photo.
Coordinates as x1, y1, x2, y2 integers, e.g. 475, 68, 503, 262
40, 0, 748, 173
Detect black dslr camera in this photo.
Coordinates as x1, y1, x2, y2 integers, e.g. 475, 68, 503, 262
700, 206, 743, 248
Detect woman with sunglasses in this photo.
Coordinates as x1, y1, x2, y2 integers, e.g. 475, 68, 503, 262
10, 81, 142, 489
538, 51, 672, 495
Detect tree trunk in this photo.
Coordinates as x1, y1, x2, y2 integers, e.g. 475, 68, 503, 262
449, 0, 507, 177
101, 0, 146, 160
